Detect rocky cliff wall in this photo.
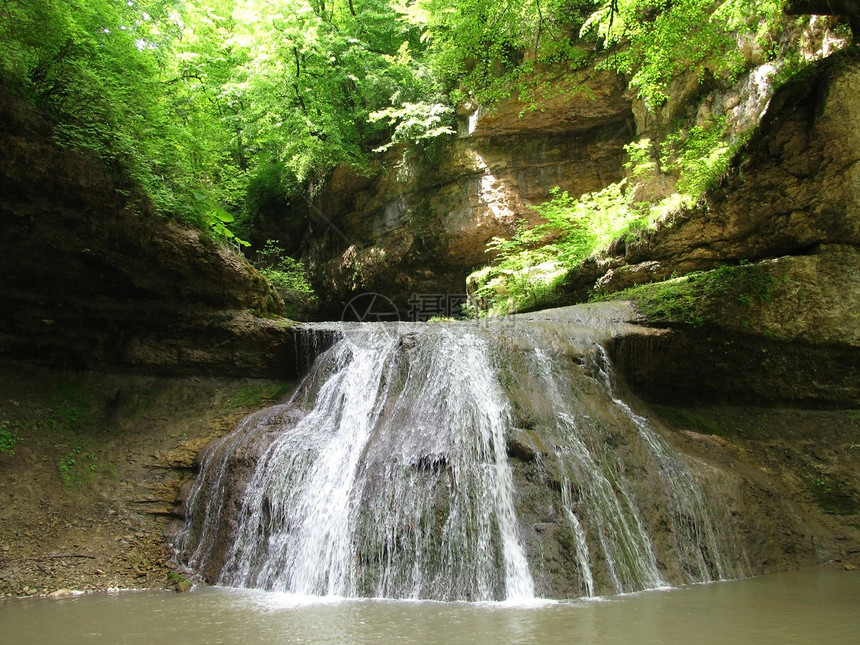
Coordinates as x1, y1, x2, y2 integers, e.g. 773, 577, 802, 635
289, 44, 860, 405
296, 67, 633, 317
290, 21, 852, 320
599, 51, 860, 407
0, 92, 297, 377
604, 51, 860, 289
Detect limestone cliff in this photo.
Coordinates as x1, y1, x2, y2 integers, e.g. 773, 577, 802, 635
600, 51, 860, 407
604, 51, 860, 289
281, 44, 860, 406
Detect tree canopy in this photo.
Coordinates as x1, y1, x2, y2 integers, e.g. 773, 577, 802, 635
1, 0, 829, 250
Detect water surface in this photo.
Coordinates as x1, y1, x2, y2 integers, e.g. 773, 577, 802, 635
2, 569, 857, 644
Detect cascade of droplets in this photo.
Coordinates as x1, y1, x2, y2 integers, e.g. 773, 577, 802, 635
504, 321, 743, 595
179, 325, 534, 601
529, 346, 665, 594
587, 344, 745, 583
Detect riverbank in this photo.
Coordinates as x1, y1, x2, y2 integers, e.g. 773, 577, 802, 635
0, 361, 293, 598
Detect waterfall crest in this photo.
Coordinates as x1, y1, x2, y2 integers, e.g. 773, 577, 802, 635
176, 311, 745, 601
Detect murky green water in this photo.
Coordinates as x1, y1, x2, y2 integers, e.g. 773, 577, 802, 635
1, 569, 858, 644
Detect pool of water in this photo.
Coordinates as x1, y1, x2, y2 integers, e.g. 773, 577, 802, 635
2, 569, 858, 644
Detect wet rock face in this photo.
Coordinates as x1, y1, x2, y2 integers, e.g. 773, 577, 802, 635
290, 70, 634, 316
175, 316, 836, 600
609, 326, 860, 408
599, 244, 860, 408
0, 92, 296, 377
606, 52, 860, 289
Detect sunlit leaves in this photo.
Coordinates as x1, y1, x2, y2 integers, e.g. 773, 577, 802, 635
401, 0, 600, 109
581, 0, 789, 108
0, 0, 790, 258
368, 102, 455, 151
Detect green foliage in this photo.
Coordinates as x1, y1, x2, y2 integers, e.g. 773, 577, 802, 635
0, 0, 821, 282
49, 381, 101, 490
0, 0, 438, 246
369, 102, 455, 152
582, 0, 787, 108
172, 0, 435, 190
226, 382, 291, 410
409, 0, 596, 108
601, 273, 706, 325
469, 181, 651, 315
661, 116, 746, 195
57, 445, 98, 490
624, 138, 658, 178
0, 0, 248, 242
0, 424, 22, 455
190, 192, 250, 250
469, 111, 758, 317
255, 240, 318, 319
47, 382, 93, 433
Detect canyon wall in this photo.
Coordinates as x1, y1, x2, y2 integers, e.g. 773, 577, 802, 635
0, 92, 297, 377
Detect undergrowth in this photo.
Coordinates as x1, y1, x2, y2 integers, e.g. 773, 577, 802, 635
57, 445, 98, 490
0, 423, 22, 455
254, 240, 318, 320
226, 382, 292, 410
45, 381, 105, 491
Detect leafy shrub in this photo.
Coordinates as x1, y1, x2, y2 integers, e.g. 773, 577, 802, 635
57, 446, 97, 490
469, 181, 650, 315
369, 102, 456, 152
255, 241, 318, 319
582, 0, 786, 109
468, 110, 760, 317
661, 116, 744, 196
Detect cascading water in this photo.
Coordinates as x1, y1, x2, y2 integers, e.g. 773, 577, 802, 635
175, 306, 746, 601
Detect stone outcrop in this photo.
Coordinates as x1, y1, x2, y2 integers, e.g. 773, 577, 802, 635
551, 51, 860, 407
294, 28, 855, 322
0, 91, 298, 377
296, 67, 633, 317
601, 51, 860, 289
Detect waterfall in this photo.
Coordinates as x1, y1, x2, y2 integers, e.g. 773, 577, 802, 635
176, 311, 745, 601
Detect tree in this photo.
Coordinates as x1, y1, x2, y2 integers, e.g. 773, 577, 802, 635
580, 0, 787, 108
407, 0, 597, 106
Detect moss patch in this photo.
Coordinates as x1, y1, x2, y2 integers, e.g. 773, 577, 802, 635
595, 262, 777, 327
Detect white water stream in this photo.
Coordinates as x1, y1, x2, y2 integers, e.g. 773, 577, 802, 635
176, 313, 745, 600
